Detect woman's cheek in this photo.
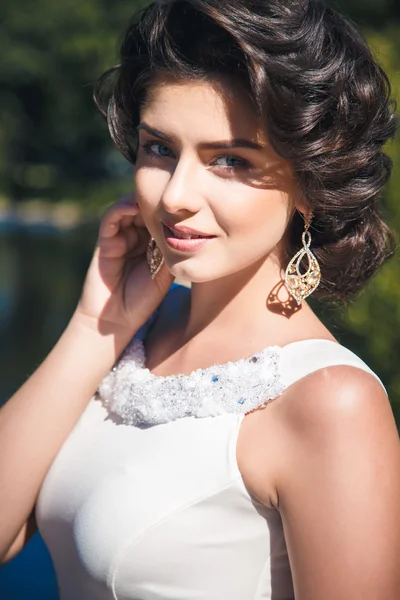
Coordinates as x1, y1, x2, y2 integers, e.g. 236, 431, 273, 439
217, 190, 291, 249
134, 168, 163, 211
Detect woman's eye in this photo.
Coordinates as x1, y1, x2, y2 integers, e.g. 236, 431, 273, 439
140, 141, 174, 159
140, 141, 249, 172
213, 155, 249, 170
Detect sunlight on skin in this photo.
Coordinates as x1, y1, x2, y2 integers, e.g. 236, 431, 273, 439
132, 77, 320, 348
134, 78, 299, 285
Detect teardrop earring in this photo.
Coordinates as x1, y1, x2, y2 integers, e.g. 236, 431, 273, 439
284, 213, 321, 304
146, 238, 164, 279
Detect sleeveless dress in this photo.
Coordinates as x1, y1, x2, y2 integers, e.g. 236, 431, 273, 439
36, 284, 385, 600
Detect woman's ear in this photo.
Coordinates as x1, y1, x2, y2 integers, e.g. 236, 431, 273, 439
288, 201, 308, 223
293, 193, 308, 216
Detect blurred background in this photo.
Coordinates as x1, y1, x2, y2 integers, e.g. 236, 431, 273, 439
0, 0, 399, 598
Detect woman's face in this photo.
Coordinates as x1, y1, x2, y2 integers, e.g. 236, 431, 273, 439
134, 77, 298, 283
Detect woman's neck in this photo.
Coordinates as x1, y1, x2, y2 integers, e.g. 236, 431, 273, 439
179, 255, 309, 349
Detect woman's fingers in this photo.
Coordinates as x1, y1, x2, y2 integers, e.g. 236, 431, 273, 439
98, 198, 140, 241
96, 196, 153, 262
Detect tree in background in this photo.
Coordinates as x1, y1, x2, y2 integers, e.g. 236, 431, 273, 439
334, 0, 399, 24
0, 0, 144, 202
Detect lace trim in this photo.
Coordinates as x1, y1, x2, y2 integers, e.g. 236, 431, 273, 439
98, 338, 287, 426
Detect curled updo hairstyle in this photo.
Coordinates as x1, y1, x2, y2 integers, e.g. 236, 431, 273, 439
95, 0, 398, 301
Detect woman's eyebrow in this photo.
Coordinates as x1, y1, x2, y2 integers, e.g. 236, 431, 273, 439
136, 122, 266, 150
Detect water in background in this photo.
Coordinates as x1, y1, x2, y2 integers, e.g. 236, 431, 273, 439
0, 226, 97, 406
0, 225, 97, 600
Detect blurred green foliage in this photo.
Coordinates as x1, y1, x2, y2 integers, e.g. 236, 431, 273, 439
311, 22, 400, 425
0, 0, 147, 201
333, 0, 400, 26
0, 0, 399, 423
326, 27, 400, 424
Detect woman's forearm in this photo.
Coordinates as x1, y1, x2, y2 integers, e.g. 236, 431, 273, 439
0, 311, 133, 560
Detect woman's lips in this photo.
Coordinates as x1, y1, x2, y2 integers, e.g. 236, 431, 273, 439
162, 224, 216, 252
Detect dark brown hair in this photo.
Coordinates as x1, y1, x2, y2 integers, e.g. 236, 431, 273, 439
94, 0, 398, 301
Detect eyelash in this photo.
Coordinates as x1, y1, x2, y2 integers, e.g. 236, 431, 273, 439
139, 140, 250, 171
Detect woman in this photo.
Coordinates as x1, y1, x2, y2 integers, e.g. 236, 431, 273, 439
1, 0, 399, 598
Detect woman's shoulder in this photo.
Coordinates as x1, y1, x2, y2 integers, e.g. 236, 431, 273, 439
258, 339, 390, 468
280, 352, 389, 427
241, 341, 393, 509
261, 359, 400, 600
271, 342, 392, 467
278, 338, 386, 395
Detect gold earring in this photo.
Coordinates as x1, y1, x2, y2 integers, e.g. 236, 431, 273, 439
284, 214, 321, 305
146, 238, 164, 279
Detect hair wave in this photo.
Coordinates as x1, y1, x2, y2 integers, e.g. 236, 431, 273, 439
94, 0, 398, 301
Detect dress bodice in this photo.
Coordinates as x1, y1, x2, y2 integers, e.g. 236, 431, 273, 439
36, 284, 384, 600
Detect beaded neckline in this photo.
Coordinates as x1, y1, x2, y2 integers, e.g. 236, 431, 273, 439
137, 338, 280, 380
98, 336, 287, 426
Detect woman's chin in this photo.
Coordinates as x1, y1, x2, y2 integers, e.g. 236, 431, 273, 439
167, 263, 217, 284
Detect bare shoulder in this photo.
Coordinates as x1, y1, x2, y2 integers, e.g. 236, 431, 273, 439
269, 365, 400, 600
279, 364, 394, 438
275, 364, 400, 507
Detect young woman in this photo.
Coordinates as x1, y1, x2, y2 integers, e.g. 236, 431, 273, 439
1, 1, 399, 598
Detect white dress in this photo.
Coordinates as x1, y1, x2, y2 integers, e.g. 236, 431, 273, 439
36, 284, 385, 600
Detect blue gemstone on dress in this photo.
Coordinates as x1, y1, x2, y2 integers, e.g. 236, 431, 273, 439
237, 398, 246, 405
211, 376, 219, 383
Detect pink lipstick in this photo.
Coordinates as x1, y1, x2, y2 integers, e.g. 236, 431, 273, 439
162, 224, 216, 253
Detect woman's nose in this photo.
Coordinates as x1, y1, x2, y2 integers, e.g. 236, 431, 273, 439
160, 158, 204, 215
